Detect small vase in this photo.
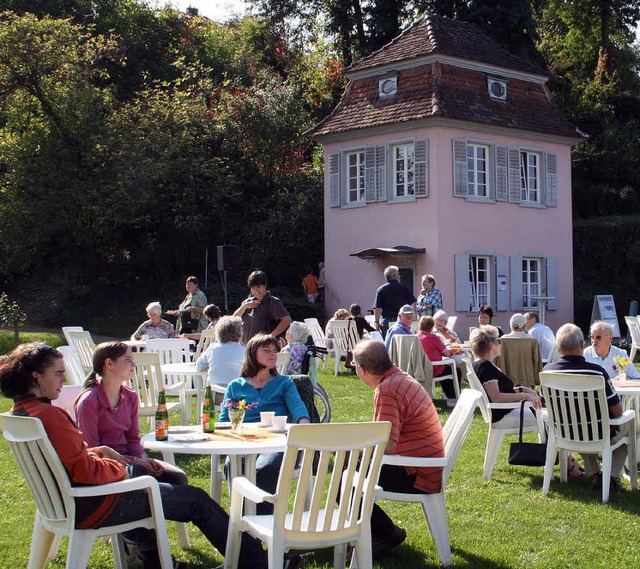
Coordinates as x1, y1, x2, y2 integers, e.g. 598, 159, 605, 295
229, 408, 245, 434
618, 370, 627, 385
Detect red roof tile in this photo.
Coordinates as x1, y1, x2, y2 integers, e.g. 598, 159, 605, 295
346, 14, 546, 76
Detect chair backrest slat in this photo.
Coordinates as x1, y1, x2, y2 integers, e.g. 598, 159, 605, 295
194, 329, 217, 359
304, 318, 328, 349
66, 331, 96, 374
146, 338, 191, 365
332, 320, 359, 353
131, 352, 164, 412
463, 358, 492, 424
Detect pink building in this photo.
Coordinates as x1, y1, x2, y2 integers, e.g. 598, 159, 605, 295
309, 14, 584, 336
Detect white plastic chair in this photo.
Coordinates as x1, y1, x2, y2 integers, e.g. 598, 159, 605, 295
0, 413, 173, 569
276, 351, 291, 374
540, 371, 638, 502
433, 357, 460, 401
625, 316, 640, 362
377, 389, 481, 567
304, 317, 332, 368
194, 329, 217, 360
331, 320, 360, 376
130, 352, 187, 425
446, 316, 458, 332
224, 421, 391, 569
66, 330, 96, 376
61, 326, 84, 346
146, 338, 195, 421
57, 346, 86, 385
463, 358, 545, 479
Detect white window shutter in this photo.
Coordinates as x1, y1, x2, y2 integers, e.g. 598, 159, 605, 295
415, 139, 429, 197
375, 145, 387, 202
452, 139, 468, 197
510, 255, 524, 310
455, 253, 471, 312
546, 257, 558, 310
495, 255, 509, 311
508, 148, 521, 203
545, 152, 558, 207
495, 145, 508, 202
364, 147, 377, 202
329, 153, 341, 208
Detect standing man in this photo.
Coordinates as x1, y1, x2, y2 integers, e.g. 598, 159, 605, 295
384, 305, 415, 349
373, 265, 416, 337
352, 340, 444, 558
543, 324, 627, 492
584, 320, 640, 380
524, 311, 556, 360
234, 270, 292, 343
167, 276, 208, 335
301, 270, 319, 303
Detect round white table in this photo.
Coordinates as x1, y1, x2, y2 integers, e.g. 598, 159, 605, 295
141, 425, 289, 515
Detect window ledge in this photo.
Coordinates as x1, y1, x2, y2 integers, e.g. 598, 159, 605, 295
466, 196, 496, 204
519, 201, 546, 209
388, 196, 417, 204
341, 201, 367, 210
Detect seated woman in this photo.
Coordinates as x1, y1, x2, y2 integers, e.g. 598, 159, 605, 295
219, 334, 310, 514
433, 309, 462, 346
417, 316, 462, 407
477, 304, 504, 337
0, 342, 268, 569
182, 303, 221, 341
131, 301, 176, 340
470, 325, 540, 428
325, 308, 349, 349
280, 321, 311, 375
75, 341, 187, 485
195, 315, 245, 387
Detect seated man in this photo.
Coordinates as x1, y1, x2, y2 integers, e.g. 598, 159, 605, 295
524, 311, 556, 360
352, 340, 444, 558
502, 313, 529, 338
384, 304, 415, 350
543, 324, 627, 492
584, 320, 640, 381
0, 342, 274, 569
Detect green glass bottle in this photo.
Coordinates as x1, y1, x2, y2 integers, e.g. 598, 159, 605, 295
202, 384, 215, 433
155, 388, 169, 441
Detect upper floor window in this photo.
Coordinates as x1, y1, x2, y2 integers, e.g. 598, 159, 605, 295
392, 143, 415, 199
346, 150, 365, 204
468, 255, 491, 311
520, 151, 540, 203
467, 144, 489, 198
522, 257, 541, 309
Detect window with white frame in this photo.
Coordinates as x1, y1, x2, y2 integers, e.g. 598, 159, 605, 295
520, 151, 540, 203
521, 257, 541, 308
469, 255, 491, 310
467, 143, 489, 198
392, 143, 415, 198
346, 150, 365, 203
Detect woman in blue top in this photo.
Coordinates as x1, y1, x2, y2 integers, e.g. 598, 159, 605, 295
220, 334, 310, 513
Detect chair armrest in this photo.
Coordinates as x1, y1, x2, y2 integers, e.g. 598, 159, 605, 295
232, 476, 276, 505
440, 358, 456, 366
69, 475, 159, 498
382, 454, 448, 468
611, 409, 636, 427
488, 401, 533, 410
210, 384, 226, 395
165, 382, 186, 395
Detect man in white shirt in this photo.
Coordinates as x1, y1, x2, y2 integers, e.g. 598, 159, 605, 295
524, 311, 556, 360
583, 320, 640, 380
502, 313, 530, 338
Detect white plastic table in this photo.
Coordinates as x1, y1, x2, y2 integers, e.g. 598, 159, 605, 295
141, 425, 289, 515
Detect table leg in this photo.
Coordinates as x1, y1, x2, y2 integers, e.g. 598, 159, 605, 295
210, 454, 223, 503
160, 451, 191, 548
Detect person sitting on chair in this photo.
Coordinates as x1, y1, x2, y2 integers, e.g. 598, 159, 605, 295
131, 302, 176, 340
0, 342, 269, 569
352, 340, 444, 559
195, 316, 245, 388
583, 320, 640, 381
502, 313, 530, 339
384, 304, 415, 349
280, 321, 311, 375
524, 311, 556, 360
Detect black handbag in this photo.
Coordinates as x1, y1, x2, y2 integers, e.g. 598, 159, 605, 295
508, 401, 548, 467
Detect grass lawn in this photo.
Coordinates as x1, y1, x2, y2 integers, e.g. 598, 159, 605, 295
1, 352, 639, 568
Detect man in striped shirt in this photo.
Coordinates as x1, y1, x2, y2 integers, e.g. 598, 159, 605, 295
352, 340, 445, 558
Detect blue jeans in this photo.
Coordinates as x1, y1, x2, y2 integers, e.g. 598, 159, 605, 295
102, 465, 266, 569
224, 452, 283, 515
381, 317, 396, 339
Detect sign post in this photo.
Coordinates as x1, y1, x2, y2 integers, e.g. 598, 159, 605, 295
590, 295, 620, 337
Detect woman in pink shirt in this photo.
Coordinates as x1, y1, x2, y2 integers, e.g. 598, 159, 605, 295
417, 316, 461, 406
75, 341, 187, 484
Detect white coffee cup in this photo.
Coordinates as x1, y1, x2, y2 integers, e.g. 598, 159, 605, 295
272, 415, 287, 431
260, 411, 275, 426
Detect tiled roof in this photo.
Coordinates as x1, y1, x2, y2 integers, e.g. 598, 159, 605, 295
309, 15, 581, 140
346, 14, 546, 76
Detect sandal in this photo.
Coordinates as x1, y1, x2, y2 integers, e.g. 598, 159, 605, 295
567, 455, 585, 478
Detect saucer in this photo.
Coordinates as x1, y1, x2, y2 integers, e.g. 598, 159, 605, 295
268, 426, 287, 433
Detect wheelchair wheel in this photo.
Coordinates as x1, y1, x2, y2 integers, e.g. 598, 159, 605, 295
314, 383, 331, 423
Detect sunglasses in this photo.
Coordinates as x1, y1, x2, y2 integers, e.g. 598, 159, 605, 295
589, 334, 605, 341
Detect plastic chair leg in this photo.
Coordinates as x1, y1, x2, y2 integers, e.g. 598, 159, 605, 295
422, 494, 452, 567
66, 531, 96, 569
28, 518, 56, 569
483, 429, 505, 479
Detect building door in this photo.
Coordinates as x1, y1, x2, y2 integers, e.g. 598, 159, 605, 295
399, 267, 415, 296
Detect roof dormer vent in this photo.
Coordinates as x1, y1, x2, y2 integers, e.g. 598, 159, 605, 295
379, 76, 398, 99
488, 77, 507, 102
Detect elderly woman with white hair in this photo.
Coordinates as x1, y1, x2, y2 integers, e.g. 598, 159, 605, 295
131, 302, 176, 340
195, 315, 245, 387
281, 321, 311, 374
